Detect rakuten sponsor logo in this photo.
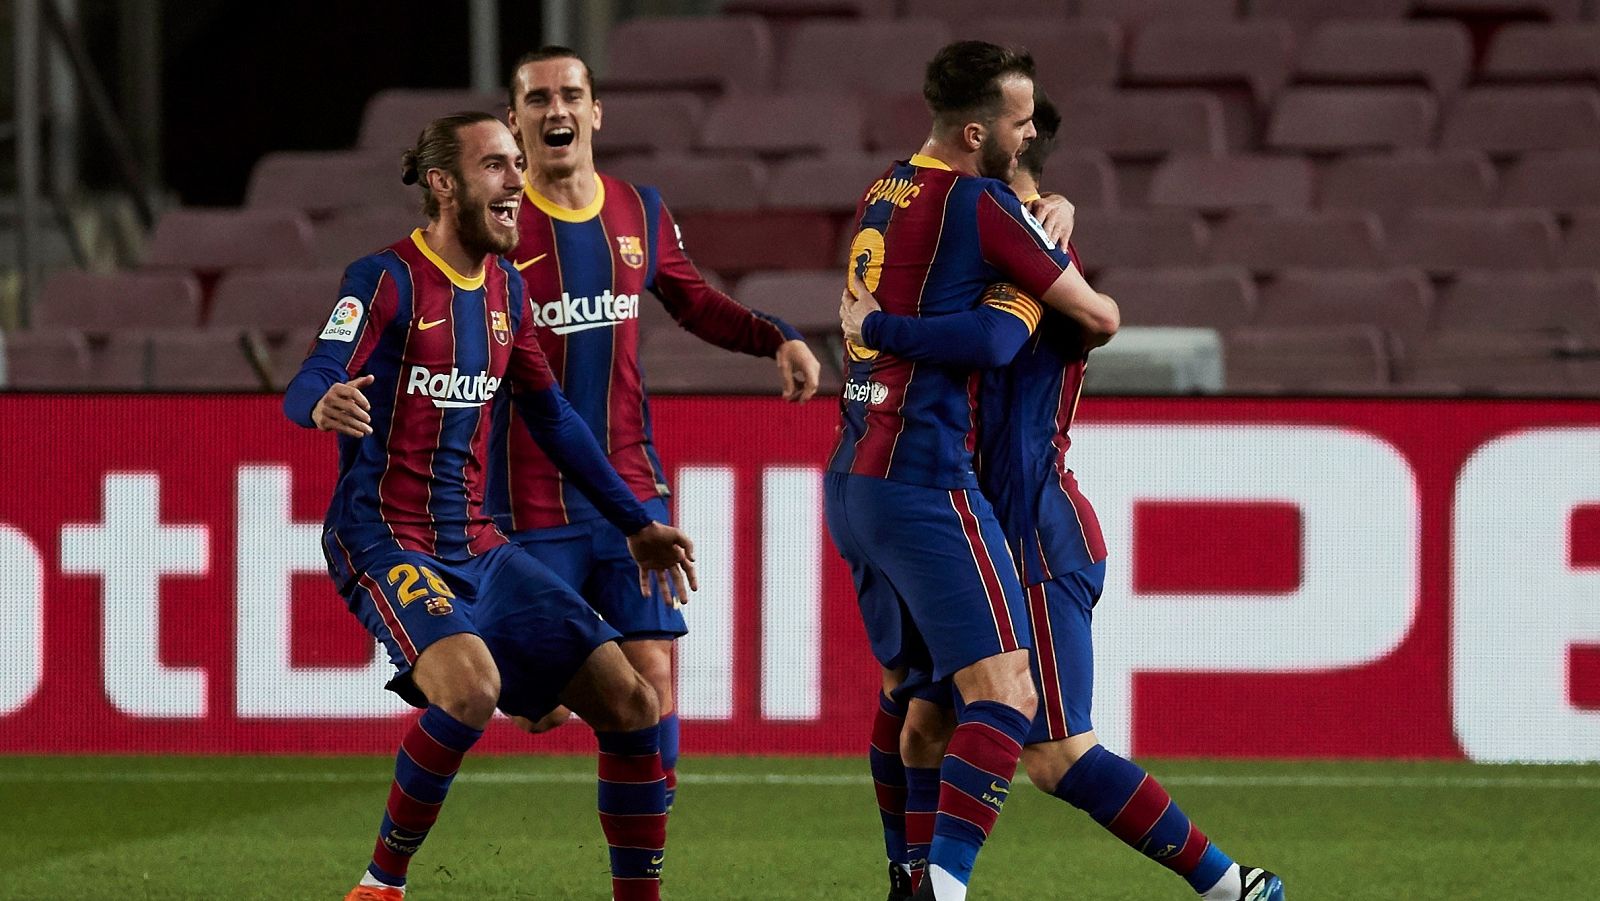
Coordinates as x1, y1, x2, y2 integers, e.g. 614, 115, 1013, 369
533, 290, 640, 335
404, 366, 502, 409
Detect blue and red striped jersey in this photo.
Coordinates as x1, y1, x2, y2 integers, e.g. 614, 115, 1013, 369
827, 155, 1074, 489
284, 229, 650, 588
486, 172, 800, 530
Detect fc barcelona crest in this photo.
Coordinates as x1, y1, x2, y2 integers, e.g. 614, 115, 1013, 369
616, 235, 645, 269
490, 310, 510, 346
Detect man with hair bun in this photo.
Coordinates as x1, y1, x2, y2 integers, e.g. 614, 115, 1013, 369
285, 111, 691, 901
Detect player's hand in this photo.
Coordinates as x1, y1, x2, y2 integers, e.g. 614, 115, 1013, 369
775, 339, 821, 403
840, 275, 882, 347
627, 521, 698, 608
1029, 193, 1075, 248
311, 374, 376, 437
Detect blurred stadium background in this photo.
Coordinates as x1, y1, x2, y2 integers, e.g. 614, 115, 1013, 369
3, 0, 1600, 897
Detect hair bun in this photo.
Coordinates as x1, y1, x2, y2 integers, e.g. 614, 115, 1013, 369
400, 149, 420, 185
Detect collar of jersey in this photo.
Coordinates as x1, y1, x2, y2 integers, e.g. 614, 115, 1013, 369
523, 172, 605, 223
409, 228, 485, 291
1019, 191, 1042, 203
909, 153, 954, 171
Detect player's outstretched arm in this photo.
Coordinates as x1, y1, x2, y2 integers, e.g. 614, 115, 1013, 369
841, 277, 1036, 369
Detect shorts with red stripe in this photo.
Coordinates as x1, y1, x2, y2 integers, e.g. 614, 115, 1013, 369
342, 542, 620, 720
1023, 560, 1105, 744
824, 471, 1031, 681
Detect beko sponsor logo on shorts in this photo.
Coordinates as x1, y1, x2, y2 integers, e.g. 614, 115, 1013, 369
533, 290, 640, 335
844, 378, 890, 405
405, 366, 502, 408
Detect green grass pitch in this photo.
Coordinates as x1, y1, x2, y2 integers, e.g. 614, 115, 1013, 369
2, 755, 1596, 899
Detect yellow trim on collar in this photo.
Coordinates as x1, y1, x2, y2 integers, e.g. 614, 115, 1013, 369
1019, 192, 1042, 203
909, 153, 954, 171
523, 172, 605, 223
410, 228, 484, 291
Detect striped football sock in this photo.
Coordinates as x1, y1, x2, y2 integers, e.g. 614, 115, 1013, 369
366, 706, 482, 888
904, 765, 941, 889
659, 711, 680, 810
927, 700, 1031, 894
869, 691, 909, 868
596, 725, 668, 901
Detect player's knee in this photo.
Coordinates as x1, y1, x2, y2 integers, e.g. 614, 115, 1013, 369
594, 670, 659, 733
1021, 744, 1072, 793
900, 715, 952, 766
436, 675, 500, 728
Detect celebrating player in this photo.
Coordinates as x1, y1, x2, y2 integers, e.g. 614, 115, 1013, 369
489, 45, 821, 805
843, 93, 1287, 901
825, 41, 1121, 901
284, 112, 693, 901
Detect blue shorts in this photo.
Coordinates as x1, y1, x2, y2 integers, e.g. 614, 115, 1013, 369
508, 497, 687, 641
824, 472, 1031, 682
342, 541, 620, 720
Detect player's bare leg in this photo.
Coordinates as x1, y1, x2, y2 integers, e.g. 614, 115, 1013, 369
621, 638, 680, 808
562, 642, 669, 901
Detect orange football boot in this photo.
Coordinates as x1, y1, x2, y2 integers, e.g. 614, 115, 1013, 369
343, 885, 404, 901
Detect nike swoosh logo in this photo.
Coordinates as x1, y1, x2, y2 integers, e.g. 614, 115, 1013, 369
650, 854, 665, 865
418, 318, 447, 331
513, 253, 547, 271
989, 781, 1010, 795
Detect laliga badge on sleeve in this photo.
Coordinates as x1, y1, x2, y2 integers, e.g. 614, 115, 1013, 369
320, 296, 364, 342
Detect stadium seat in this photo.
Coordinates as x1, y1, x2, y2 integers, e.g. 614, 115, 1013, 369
34, 270, 202, 332
1434, 270, 1600, 338
1071, 209, 1210, 270
1500, 151, 1600, 213
1293, 21, 1472, 96
1440, 87, 1600, 155
733, 270, 846, 334
669, 210, 839, 275
765, 153, 889, 211
1096, 267, 1257, 329
1223, 325, 1390, 392
1148, 155, 1315, 212
1564, 209, 1600, 268
269, 328, 319, 389
606, 16, 775, 94
1266, 87, 1438, 153
311, 208, 424, 268
1318, 151, 1497, 218
1208, 212, 1386, 272
863, 93, 930, 153
777, 20, 951, 96
211, 269, 349, 336
1040, 150, 1118, 210
1481, 24, 1600, 85
1254, 268, 1432, 341
901, 0, 1073, 24
1400, 330, 1582, 395
145, 208, 316, 271
721, 0, 895, 19
606, 156, 767, 212
89, 332, 154, 389
245, 151, 412, 216
357, 89, 507, 153
1055, 90, 1228, 160
594, 92, 705, 155
1247, 0, 1410, 26
1409, 0, 1583, 22
700, 93, 864, 156
1386, 209, 1562, 273
143, 329, 264, 391
1076, 0, 1236, 28
1127, 21, 1295, 102
965, 18, 1123, 95
0, 329, 91, 389
639, 326, 793, 394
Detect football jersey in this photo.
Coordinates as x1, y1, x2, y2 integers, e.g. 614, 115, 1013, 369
827, 154, 1074, 489
487, 172, 800, 530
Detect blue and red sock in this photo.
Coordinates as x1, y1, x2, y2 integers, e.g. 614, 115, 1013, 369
904, 765, 941, 888
597, 725, 668, 901
869, 691, 909, 868
928, 700, 1030, 891
659, 710, 680, 810
366, 706, 482, 887
1052, 744, 1233, 893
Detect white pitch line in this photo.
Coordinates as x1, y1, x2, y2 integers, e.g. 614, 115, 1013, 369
2, 770, 1599, 789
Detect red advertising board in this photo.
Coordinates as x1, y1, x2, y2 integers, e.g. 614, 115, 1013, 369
1, 395, 1597, 762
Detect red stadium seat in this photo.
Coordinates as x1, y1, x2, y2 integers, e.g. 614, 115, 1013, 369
1071, 209, 1211, 270
700, 93, 864, 156
638, 326, 792, 394
606, 156, 767, 212
90, 332, 154, 390
245, 151, 412, 216
1387, 209, 1561, 273
1409, 0, 1583, 22
269, 328, 319, 390
765, 153, 887, 211
311, 208, 424, 268
606, 16, 776, 94
1148, 155, 1315, 212
1319, 151, 1497, 218
1481, 24, 1600, 85
1564, 209, 1600, 268
721, 0, 895, 19
1441, 87, 1600, 155
777, 20, 952, 96
1254, 269, 1432, 341
1127, 21, 1295, 103
1435, 270, 1600, 338
145, 208, 316, 271
594, 92, 705, 155
1500, 151, 1600, 213
1076, 0, 1236, 28
357, 89, 507, 153
1040, 150, 1118, 210
35, 270, 202, 332
143, 329, 265, 391
1056, 90, 1228, 160
1223, 325, 1390, 392
1400, 330, 1582, 395
1209, 212, 1385, 272
1294, 21, 1471, 97
1267, 87, 1438, 153
733, 270, 846, 334
1096, 267, 1257, 329
211, 269, 349, 336
0, 329, 91, 389
669, 210, 840, 276
863, 93, 930, 153
966, 18, 1122, 94
1247, 0, 1410, 26
901, 0, 1073, 24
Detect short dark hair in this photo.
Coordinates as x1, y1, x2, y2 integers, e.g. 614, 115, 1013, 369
1017, 91, 1061, 180
923, 41, 1036, 131
509, 45, 597, 107
400, 111, 500, 219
